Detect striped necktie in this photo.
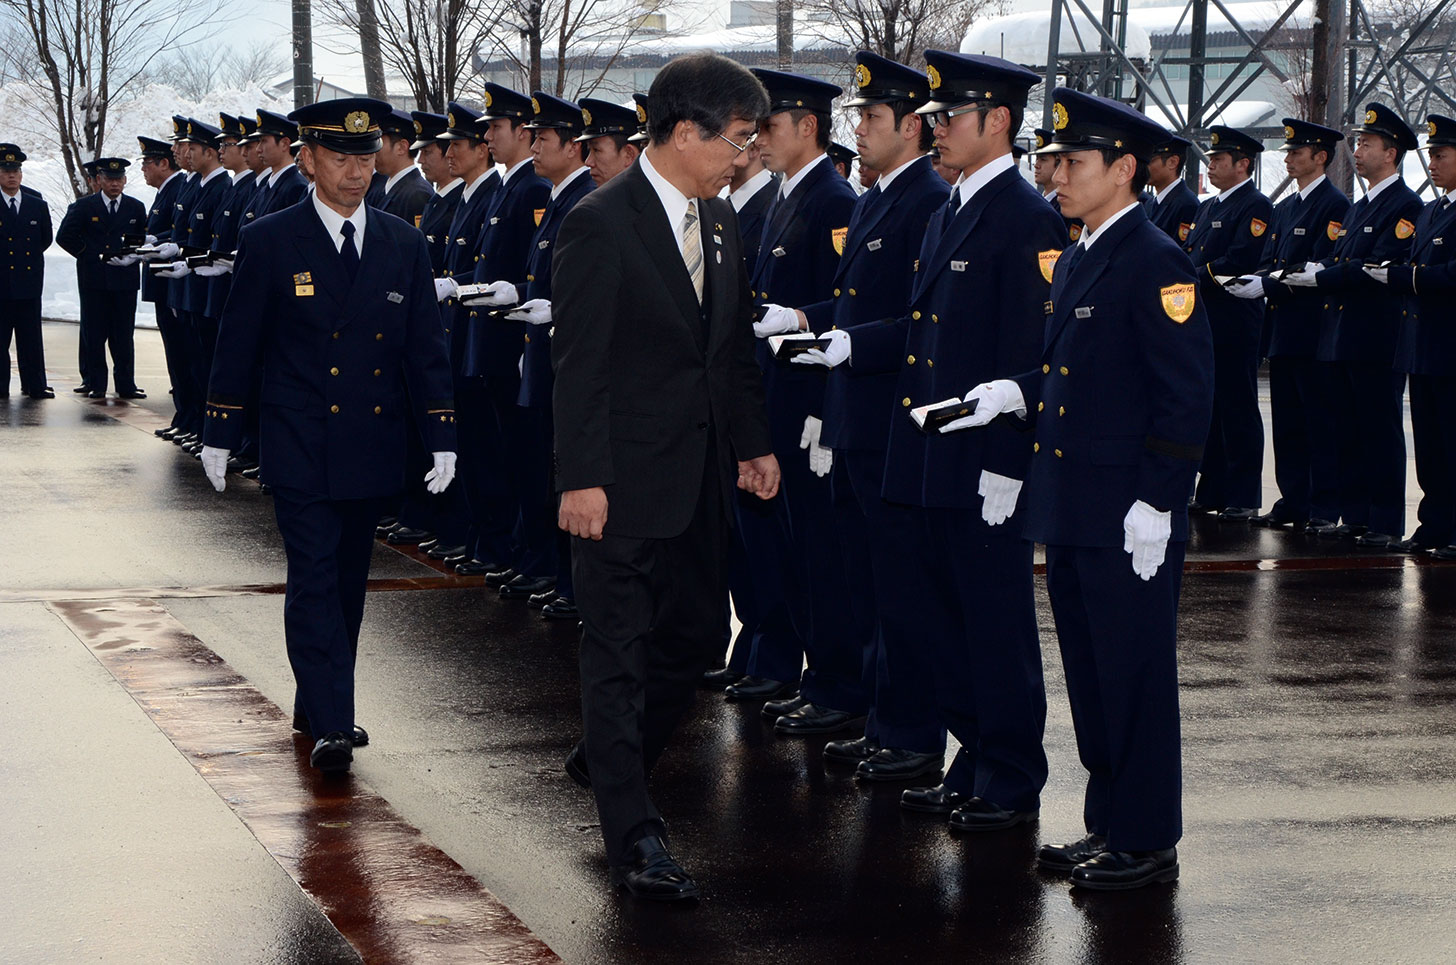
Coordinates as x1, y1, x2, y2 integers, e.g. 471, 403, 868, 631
682, 202, 704, 303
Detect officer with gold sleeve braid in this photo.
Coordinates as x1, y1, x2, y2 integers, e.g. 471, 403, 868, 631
199, 98, 456, 775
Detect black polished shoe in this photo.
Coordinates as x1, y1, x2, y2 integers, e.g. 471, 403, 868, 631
484, 567, 518, 588
1186, 500, 1215, 516
1251, 509, 1302, 527
1303, 517, 1336, 534
119, 389, 147, 399
1070, 848, 1179, 890
240, 465, 262, 480
310, 733, 353, 773
823, 735, 881, 765
1217, 506, 1258, 521
226, 456, 258, 473
761, 693, 806, 719
74, 384, 92, 394
417, 536, 442, 553
775, 703, 865, 736
541, 596, 580, 620
386, 526, 434, 545
1391, 536, 1440, 554
700, 666, 744, 689
443, 553, 470, 567
426, 543, 467, 561
611, 836, 699, 902
500, 574, 555, 599
291, 713, 369, 747
724, 676, 798, 701
1431, 544, 1456, 561
1315, 522, 1366, 540
86, 389, 105, 399
155, 426, 179, 439
1037, 833, 1109, 873
900, 784, 969, 814
527, 588, 556, 609
453, 559, 500, 576
374, 517, 400, 537
855, 747, 944, 782
30, 388, 58, 399
1353, 532, 1393, 549
948, 796, 1038, 831
170, 432, 195, 446
564, 743, 590, 788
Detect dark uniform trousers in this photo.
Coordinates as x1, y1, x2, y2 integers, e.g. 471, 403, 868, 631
78, 289, 139, 392
1267, 356, 1340, 520
1, 190, 53, 395
0, 298, 46, 394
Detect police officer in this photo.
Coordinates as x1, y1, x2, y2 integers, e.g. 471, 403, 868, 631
55, 157, 147, 399
1182, 125, 1273, 519
138, 135, 190, 434
1143, 136, 1199, 243
244, 110, 308, 222
410, 112, 465, 276
947, 88, 1214, 889
0, 144, 54, 399
577, 97, 641, 187
1226, 120, 1349, 530
1031, 128, 1084, 243
724, 136, 777, 286
375, 109, 433, 225
199, 98, 456, 774
828, 141, 856, 181
1283, 104, 1422, 547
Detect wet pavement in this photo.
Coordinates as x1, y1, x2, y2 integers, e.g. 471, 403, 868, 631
2, 323, 1454, 964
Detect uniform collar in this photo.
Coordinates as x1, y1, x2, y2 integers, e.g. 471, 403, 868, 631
1154, 179, 1181, 204
729, 168, 774, 211
781, 153, 829, 199
1078, 200, 1141, 251
875, 153, 923, 191
311, 191, 367, 253
462, 167, 495, 202
551, 166, 591, 200
384, 165, 417, 194
436, 177, 463, 196
500, 157, 534, 186
1216, 177, 1252, 203
1363, 171, 1400, 201
268, 163, 296, 187
956, 152, 1015, 208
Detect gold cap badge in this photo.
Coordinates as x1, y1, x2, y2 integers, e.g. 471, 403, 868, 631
1366, 109, 1378, 125
927, 65, 942, 90
531, 96, 543, 115
345, 111, 370, 133
854, 64, 871, 89
1052, 102, 1069, 131
1284, 125, 1295, 140
582, 108, 593, 126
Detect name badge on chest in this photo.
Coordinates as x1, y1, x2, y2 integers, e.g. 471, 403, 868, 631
867, 238, 883, 251
1293, 227, 1306, 236
1211, 220, 1222, 228
1434, 237, 1445, 246
951, 260, 967, 272
1075, 306, 1093, 319
538, 239, 551, 250
490, 217, 501, 225
387, 291, 404, 304
1364, 226, 1373, 233
772, 246, 787, 258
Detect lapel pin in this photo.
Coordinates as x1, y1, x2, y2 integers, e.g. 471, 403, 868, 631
387, 291, 404, 304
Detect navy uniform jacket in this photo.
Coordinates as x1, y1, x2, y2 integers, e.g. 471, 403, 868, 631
419, 180, 465, 274
165, 173, 199, 312
853, 165, 1064, 508
142, 172, 186, 304
1183, 179, 1274, 341
1048, 191, 1085, 244
380, 168, 433, 228
205, 169, 259, 319
1014, 207, 1215, 546
736, 175, 778, 272
1313, 179, 1423, 363
801, 156, 950, 451
55, 193, 146, 292
183, 171, 231, 316
440, 172, 501, 373
750, 156, 857, 422
263, 165, 309, 216
202, 201, 455, 499
0, 189, 53, 300
464, 165, 551, 379
1391, 196, 1456, 376
365, 170, 388, 208
518, 168, 593, 408
1144, 180, 1199, 244
1258, 177, 1350, 358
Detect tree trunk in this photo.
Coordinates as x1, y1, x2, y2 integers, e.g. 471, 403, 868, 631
293, 0, 314, 108
776, 0, 793, 69
354, 0, 388, 98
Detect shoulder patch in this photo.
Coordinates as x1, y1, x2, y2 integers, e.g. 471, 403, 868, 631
533, 207, 546, 226
1178, 222, 1191, 242
1038, 249, 1061, 284
1327, 221, 1341, 241
831, 226, 848, 256
1395, 218, 1415, 240
1250, 217, 1267, 237
1161, 282, 1196, 324
1068, 223, 1082, 242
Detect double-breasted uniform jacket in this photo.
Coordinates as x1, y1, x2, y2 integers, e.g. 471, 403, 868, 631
260, 165, 309, 218
379, 167, 434, 227
1182, 179, 1274, 341
182, 170, 231, 316
1013, 207, 1214, 546
749, 156, 857, 432
463, 164, 551, 380
1143, 179, 1199, 244
518, 168, 594, 409
419, 179, 465, 274
735, 175, 779, 273
142, 171, 185, 304
54, 192, 146, 291
165, 172, 199, 314
440, 171, 501, 371
1313, 178, 1423, 363
1258, 177, 1350, 358
0, 189, 52, 301
1391, 195, 1456, 376
552, 162, 772, 540
204, 169, 259, 319
202, 202, 455, 499
800, 156, 950, 452
852, 164, 1064, 510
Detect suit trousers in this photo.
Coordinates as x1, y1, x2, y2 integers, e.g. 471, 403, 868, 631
515, 404, 560, 580
1194, 334, 1264, 510
1267, 355, 1340, 522
454, 375, 523, 566
271, 487, 389, 739
0, 297, 46, 395
153, 301, 196, 429
730, 483, 804, 682
575, 443, 727, 866
1045, 541, 1185, 852
1327, 361, 1407, 536
827, 449, 898, 724
77, 288, 138, 394
718, 504, 759, 673
190, 312, 220, 428
1407, 374, 1456, 545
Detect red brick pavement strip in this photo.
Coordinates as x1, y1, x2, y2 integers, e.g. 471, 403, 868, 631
47, 597, 563, 965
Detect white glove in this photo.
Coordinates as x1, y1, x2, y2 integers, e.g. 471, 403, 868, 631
461, 280, 519, 307
978, 470, 1023, 526
518, 353, 524, 376
193, 262, 231, 277
1282, 262, 1321, 287
940, 379, 1027, 432
799, 415, 833, 477
433, 277, 458, 302
505, 298, 552, 325
1362, 266, 1389, 284
425, 451, 457, 493
1123, 499, 1172, 580
106, 254, 140, 267
201, 446, 230, 493
753, 303, 803, 338
1227, 275, 1266, 299
153, 242, 180, 260
144, 233, 158, 245
793, 328, 851, 368
156, 260, 191, 278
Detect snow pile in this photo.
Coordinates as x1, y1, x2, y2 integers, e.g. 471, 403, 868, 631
963, 10, 1154, 64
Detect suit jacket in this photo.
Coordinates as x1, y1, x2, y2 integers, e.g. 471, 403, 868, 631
1013, 207, 1214, 546
419, 180, 465, 274
1313, 178, 1424, 363
1258, 177, 1350, 358
1392, 196, 1456, 376
380, 168, 433, 228
463, 165, 551, 379
551, 161, 772, 539
1183, 179, 1274, 342
205, 170, 259, 319
801, 156, 950, 451
1144, 180, 1200, 244
142, 171, 186, 304
735, 175, 778, 271
202, 201, 455, 499
851, 165, 1065, 509
0, 189, 52, 300
55, 193, 145, 292
365, 170, 388, 209
183, 171, 231, 315
518, 168, 594, 408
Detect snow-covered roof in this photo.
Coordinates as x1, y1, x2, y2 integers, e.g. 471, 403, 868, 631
1128, 0, 1313, 37
1148, 99, 1280, 130
962, 10, 1153, 64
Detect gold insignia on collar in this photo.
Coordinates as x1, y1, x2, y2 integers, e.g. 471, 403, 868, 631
855, 64, 871, 89
1365, 108, 1378, 125
927, 65, 942, 90
1284, 125, 1296, 141
1161, 283, 1196, 323
1052, 102, 1069, 131
345, 111, 370, 133
582, 108, 593, 126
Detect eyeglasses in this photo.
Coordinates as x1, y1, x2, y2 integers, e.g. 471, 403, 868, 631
926, 105, 991, 130
716, 129, 759, 153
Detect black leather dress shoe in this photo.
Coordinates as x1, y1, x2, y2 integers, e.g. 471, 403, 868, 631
1037, 833, 1108, 872
1354, 532, 1393, 549
1431, 544, 1456, 561
310, 733, 353, 772
31, 389, 58, 399
775, 703, 864, 735
170, 432, 194, 445
527, 588, 556, 609
611, 835, 699, 902
1217, 506, 1258, 521
724, 676, 798, 701
155, 426, 178, 438
1070, 848, 1179, 890
443, 553, 470, 567
1251, 509, 1302, 527
226, 456, 259, 473
1391, 536, 1440, 554
900, 784, 969, 814
484, 567, 517, 588
500, 573, 555, 598
761, 693, 806, 719
1186, 500, 1215, 516
700, 666, 743, 689
417, 536, 442, 552
1302, 517, 1334, 533
1315, 522, 1366, 540
564, 743, 590, 788
74, 384, 92, 394
541, 596, 579, 620
453, 558, 497, 576
291, 713, 369, 747
823, 735, 881, 764
386, 526, 433, 545
948, 796, 1038, 831
86, 389, 105, 399
119, 389, 147, 399
240, 465, 262, 480
855, 747, 944, 782
426, 543, 467, 560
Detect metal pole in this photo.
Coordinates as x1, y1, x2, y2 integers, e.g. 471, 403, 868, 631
1184, 0, 1207, 186
1044, 0, 1064, 129
292, 0, 314, 109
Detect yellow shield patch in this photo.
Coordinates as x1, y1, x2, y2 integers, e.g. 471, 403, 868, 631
1250, 218, 1267, 237
1161, 283, 1196, 324
1327, 221, 1342, 241
414, 214, 423, 228
1038, 249, 1061, 284
534, 208, 546, 226
1178, 222, 1191, 242
1395, 218, 1415, 240
1068, 223, 1082, 242
831, 226, 848, 256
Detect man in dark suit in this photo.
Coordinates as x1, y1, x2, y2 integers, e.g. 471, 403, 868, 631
200, 98, 456, 774
0, 144, 54, 399
138, 136, 190, 433
948, 88, 1214, 889
375, 110, 433, 226
1143, 136, 1199, 243
553, 52, 778, 901
55, 157, 147, 399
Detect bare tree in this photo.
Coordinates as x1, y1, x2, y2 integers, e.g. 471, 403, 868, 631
155, 39, 292, 100
796, 0, 1010, 69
